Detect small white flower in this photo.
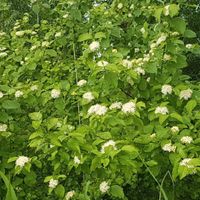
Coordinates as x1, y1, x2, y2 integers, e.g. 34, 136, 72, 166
89, 41, 100, 52
150, 133, 156, 138
134, 67, 145, 75
162, 143, 176, 152
128, 13, 132, 17
109, 102, 122, 110
74, 156, 81, 164
150, 43, 157, 49
147, 77, 151, 82
164, 5, 170, 16
180, 158, 194, 168
117, 3, 123, 9
0, 91, 4, 98
171, 126, 179, 133
122, 102, 136, 114
0, 124, 7, 132
15, 31, 25, 37
171, 32, 179, 36
30, 85, 38, 91
88, 104, 107, 116
0, 52, 7, 57
65, 190, 75, 200
156, 35, 167, 45
155, 106, 169, 115
179, 89, 192, 100
51, 89, 61, 99
122, 59, 132, 69
49, 179, 58, 189
101, 140, 117, 153
30, 45, 37, 51
0, 32, 6, 36
55, 32, 62, 37
99, 181, 110, 193
42, 41, 50, 47
15, 156, 29, 167
181, 136, 193, 144
97, 60, 109, 67
63, 13, 69, 18
163, 54, 171, 61
140, 27, 146, 34
161, 84, 172, 95
15, 90, 23, 98
77, 79, 87, 87
83, 92, 94, 102
186, 44, 193, 49
135, 48, 140, 53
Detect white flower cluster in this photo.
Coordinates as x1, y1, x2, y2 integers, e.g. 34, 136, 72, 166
15, 31, 25, 37
171, 126, 179, 133
30, 85, 38, 91
0, 52, 7, 57
49, 179, 58, 189
0, 124, 7, 132
15, 156, 29, 167
101, 140, 117, 153
42, 41, 50, 47
134, 67, 145, 75
186, 44, 193, 49
51, 89, 61, 99
180, 136, 193, 144
55, 32, 62, 37
77, 79, 87, 87
109, 102, 122, 110
180, 158, 194, 168
74, 156, 81, 164
30, 45, 37, 51
97, 60, 108, 67
99, 181, 110, 193
83, 92, 94, 102
0, 91, 4, 98
161, 84, 172, 95
15, 90, 23, 98
89, 41, 100, 52
117, 3, 123, 9
156, 34, 167, 46
122, 102, 136, 114
88, 104, 107, 116
179, 89, 192, 100
164, 5, 170, 16
163, 54, 171, 61
162, 143, 176, 152
122, 59, 132, 69
65, 190, 75, 200
155, 106, 169, 115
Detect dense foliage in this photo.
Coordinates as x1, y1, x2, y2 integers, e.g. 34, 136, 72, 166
0, 0, 200, 199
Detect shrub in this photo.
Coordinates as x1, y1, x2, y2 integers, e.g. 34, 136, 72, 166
0, 0, 200, 199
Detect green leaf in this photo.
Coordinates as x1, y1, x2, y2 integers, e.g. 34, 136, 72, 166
78, 33, 92, 42
94, 32, 106, 39
29, 112, 42, 121
169, 4, 180, 17
154, 7, 163, 22
111, 27, 121, 38
2, 100, 20, 110
0, 171, 18, 200
110, 185, 124, 199
170, 113, 183, 123
46, 49, 57, 57
171, 18, 186, 34
184, 29, 196, 38
47, 118, 59, 130
185, 100, 197, 113
121, 145, 138, 153
32, 4, 40, 14
55, 184, 65, 198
